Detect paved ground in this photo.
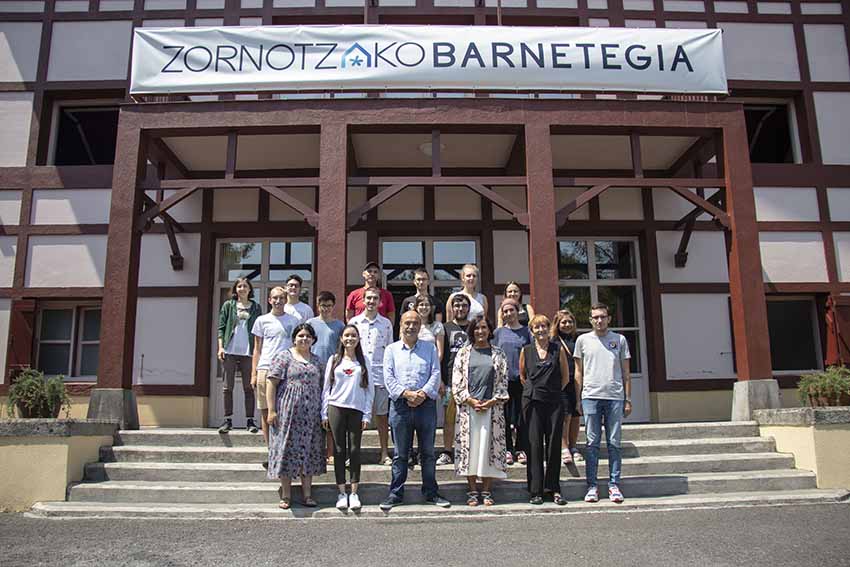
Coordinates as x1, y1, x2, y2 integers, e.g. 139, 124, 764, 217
2, 502, 849, 566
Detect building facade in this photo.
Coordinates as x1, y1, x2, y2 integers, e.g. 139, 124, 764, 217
1, 0, 849, 426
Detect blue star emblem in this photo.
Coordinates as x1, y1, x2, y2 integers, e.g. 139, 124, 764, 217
350, 55, 364, 67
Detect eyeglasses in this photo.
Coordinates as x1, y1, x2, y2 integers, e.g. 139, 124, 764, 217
589, 315, 609, 320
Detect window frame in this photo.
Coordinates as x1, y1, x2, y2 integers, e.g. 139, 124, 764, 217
728, 95, 803, 165
46, 98, 122, 166
766, 295, 824, 375
34, 301, 102, 381
379, 236, 481, 295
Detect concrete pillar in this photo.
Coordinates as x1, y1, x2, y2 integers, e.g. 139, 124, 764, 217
317, 121, 348, 320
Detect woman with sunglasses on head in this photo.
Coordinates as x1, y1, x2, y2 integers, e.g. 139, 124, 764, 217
266, 323, 327, 509
322, 325, 374, 512
551, 310, 583, 465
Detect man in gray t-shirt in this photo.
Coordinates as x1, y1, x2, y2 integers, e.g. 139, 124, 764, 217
573, 303, 631, 505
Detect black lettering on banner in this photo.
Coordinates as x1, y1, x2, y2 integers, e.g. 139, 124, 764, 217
461, 43, 485, 68
266, 44, 295, 71
294, 43, 311, 70
576, 43, 594, 69
239, 44, 263, 71
433, 42, 456, 67
491, 42, 515, 68
316, 43, 338, 70
671, 45, 694, 72
550, 43, 571, 69
657, 44, 664, 71
601, 44, 621, 70
375, 42, 398, 67
396, 42, 425, 67
215, 45, 238, 72
625, 44, 651, 70
161, 45, 184, 73
521, 43, 545, 68
184, 46, 213, 72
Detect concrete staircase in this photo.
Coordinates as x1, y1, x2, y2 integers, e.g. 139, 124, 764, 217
29, 421, 849, 519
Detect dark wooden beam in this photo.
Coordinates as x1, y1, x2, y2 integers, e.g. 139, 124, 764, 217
260, 185, 320, 228
163, 216, 184, 271
665, 185, 730, 228
630, 132, 644, 179
673, 190, 724, 230
151, 138, 190, 178
431, 129, 441, 177
141, 194, 185, 232
145, 177, 320, 190
467, 183, 528, 227
135, 186, 199, 229
225, 131, 238, 180
674, 219, 696, 268
554, 177, 726, 188
347, 183, 408, 228
555, 184, 611, 227
347, 176, 527, 186
665, 136, 716, 178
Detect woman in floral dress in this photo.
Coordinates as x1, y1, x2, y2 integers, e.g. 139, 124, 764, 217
266, 322, 327, 509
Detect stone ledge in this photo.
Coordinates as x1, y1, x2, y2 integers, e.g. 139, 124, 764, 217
0, 419, 119, 438
753, 407, 850, 426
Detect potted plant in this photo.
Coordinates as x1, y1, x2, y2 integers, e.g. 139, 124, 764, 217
798, 366, 850, 407
6, 368, 71, 418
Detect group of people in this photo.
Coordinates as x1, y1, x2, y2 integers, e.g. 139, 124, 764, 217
216, 261, 632, 511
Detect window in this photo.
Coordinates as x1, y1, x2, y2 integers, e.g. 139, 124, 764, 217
743, 103, 796, 164
381, 238, 478, 314
51, 105, 119, 166
558, 238, 645, 374
767, 296, 823, 373
36, 305, 101, 380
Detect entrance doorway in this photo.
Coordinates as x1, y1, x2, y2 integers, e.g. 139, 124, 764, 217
208, 238, 314, 427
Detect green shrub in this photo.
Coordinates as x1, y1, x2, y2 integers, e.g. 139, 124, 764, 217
6, 368, 71, 418
798, 366, 850, 406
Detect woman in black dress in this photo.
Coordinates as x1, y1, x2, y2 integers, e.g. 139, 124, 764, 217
551, 310, 583, 465
519, 314, 570, 505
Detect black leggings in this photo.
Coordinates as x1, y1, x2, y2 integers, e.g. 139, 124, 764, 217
505, 380, 526, 454
328, 405, 364, 485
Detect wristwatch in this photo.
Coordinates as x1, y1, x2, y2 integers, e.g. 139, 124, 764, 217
625, 398, 632, 403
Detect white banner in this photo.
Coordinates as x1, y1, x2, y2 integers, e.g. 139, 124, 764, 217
130, 25, 727, 95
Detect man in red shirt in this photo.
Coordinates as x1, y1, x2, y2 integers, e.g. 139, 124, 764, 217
346, 261, 396, 324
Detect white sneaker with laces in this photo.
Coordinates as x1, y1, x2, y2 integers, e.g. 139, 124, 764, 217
336, 492, 349, 511
348, 493, 362, 510
584, 486, 599, 503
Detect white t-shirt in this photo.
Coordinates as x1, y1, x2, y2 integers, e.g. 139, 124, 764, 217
251, 312, 299, 370
418, 321, 444, 344
322, 356, 375, 422
573, 331, 631, 401
224, 302, 252, 356
284, 302, 314, 323
349, 312, 393, 387
451, 292, 486, 319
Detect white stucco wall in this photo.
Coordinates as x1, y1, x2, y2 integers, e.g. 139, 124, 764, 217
378, 186, 424, 220
493, 231, 529, 285
720, 23, 800, 81
133, 297, 197, 385
0, 237, 17, 288
213, 188, 258, 222
31, 189, 112, 225
269, 187, 317, 222
555, 187, 591, 221
25, 235, 107, 287
492, 186, 527, 221
0, 92, 33, 167
0, 191, 22, 226
47, 21, 133, 81
144, 190, 203, 224
347, 231, 367, 286
599, 187, 644, 220
434, 186, 481, 220
832, 233, 850, 282
813, 92, 850, 165
753, 187, 820, 222
760, 232, 829, 283
656, 230, 729, 283
652, 187, 718, 221
662, 293, 737, 380
138, 233, 201, 287
804, 25, 850, 83
0, 22, 41, 82
827, 188, 850, 221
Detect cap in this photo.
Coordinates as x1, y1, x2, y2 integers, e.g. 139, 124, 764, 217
363, 261, 380, 271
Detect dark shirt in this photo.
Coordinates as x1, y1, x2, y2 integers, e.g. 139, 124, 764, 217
517, 304, 531, 327
522, 342, 564, 403
400, 293, 445, 322
493, 326, 532, 381
442, 321, 469, 385
553, 334, 576, 383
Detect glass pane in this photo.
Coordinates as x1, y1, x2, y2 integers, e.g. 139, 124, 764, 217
269, 242, 313, 281
388, 285, 415, 321
620, 330, 641, 374
82, 309, 101, 342
434, 286, 462, 312
384, 268, 417, 283
559, 286, 591, 326
767, 300, 819, 371
558, 241, 589, 280
595, 240, 636, 280
433, 241, 476, 264
38, 344, 70, 376
382, 241, 424, 265
597, 286, 638, 328
79, 344, 99, 376
40, 309, 73, 341
219, 242, 262, 282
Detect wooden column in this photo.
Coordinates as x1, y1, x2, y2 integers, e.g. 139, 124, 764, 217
318, 121, 348, 320
96, 112, 145, 390
723, 111, 773, 381
524, 122, 559, 317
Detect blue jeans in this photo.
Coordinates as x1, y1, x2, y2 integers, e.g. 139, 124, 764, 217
388, 397, 438, 501
582, 398, 624, 488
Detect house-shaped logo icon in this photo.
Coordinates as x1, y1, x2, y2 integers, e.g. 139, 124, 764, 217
341, 43, 372, 69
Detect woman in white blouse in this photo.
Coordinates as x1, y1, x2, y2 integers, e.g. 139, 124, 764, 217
322, 325, 375, 511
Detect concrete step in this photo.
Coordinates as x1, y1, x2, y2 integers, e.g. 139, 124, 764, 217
84, 452, 796, 483
67, 469, 818, 505
115, 422, 761, 447
100, 436, 776, 464
31, 489, 850, 520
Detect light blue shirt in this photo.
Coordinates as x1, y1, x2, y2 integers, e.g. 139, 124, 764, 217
382, 339, 441, 401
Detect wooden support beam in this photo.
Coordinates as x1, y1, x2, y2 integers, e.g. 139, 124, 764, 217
346, 183, 408, 228
555, 184, 611, 227
666, 136, 716, 178
431, 129, 441, 177
673, 190, 724, 230
674, 219, 696, 268
347, 176, 527, 186
467, 183, 529, 226
163, 216, 184, 271
136, 186, 199, 229
142, 194, 185, 232
554, 177, 725, 188
225, 131, 238, 180
150, 138, 190, 178
145, 177, 320, 190
630, 133, 644, 179
260, 185, 320, 228
665, 185, 730, 228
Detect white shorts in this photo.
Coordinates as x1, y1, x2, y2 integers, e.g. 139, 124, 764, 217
372, 385, 389, 417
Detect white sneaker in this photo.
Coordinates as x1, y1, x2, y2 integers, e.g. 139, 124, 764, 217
349, 493, 362, 510
336, 492, 349, 511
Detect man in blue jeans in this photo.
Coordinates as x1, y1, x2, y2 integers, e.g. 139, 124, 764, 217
573, 302, 632, 504
380, 310, 451, 510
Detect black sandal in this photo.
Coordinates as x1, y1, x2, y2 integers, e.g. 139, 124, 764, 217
466, 491, 480, 506
529, 495, 543, 505
553, 492, 567, 506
